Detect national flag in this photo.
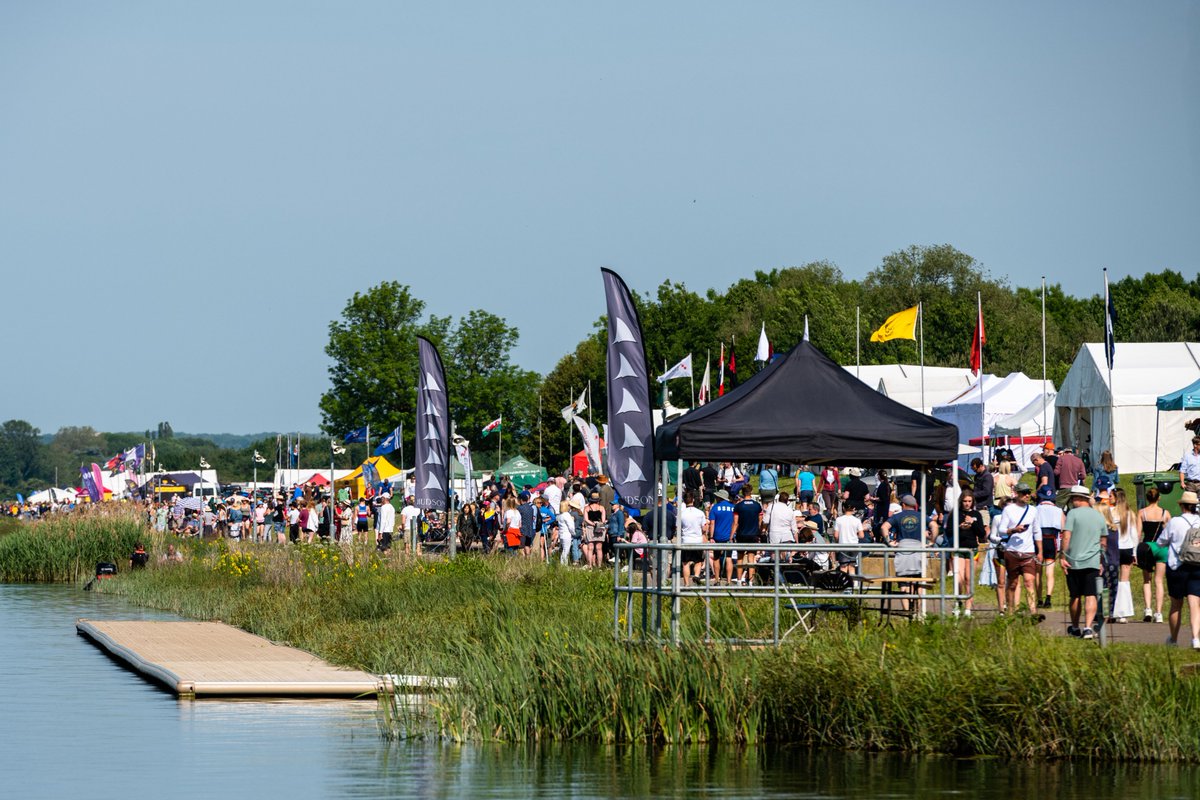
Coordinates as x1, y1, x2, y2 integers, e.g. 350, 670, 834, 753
103, 453, 123, 472
481, 417, 502, 437
656, 354, 692, 383
970, 297, 986, 376
343, 425, 368, 444
291, 442, 300, 467
718, 342, 726, 397
560, 389, 587, 422
870, 306, 919, 343
123, 444, 145, 469
374, 425, 401, 456
755, 323, 770, 362
253, 450, 267, 464
698, 356, 711, 405
1104, 270, 1117, 370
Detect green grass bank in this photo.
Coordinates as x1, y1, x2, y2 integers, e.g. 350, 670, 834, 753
4, 513, 1200, 759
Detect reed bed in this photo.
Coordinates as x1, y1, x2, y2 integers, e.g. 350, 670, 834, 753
0, 509, 157, 582
5, 527, 1199, 759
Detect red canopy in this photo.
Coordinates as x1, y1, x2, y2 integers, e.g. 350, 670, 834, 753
571, 438, 606, 477
306, 473, 331, 486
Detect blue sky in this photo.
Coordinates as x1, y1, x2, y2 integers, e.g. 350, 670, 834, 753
2, 2, 1196, 434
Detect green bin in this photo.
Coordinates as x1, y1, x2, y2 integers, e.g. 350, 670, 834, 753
1133, 472, 1182, 517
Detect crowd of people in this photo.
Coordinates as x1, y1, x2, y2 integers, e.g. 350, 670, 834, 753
8, 436, 1200, 647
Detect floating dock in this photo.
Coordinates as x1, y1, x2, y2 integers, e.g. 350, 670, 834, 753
77, 619, 389, 698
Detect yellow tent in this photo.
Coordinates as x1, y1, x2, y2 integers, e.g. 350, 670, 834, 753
333, 456, 403, 499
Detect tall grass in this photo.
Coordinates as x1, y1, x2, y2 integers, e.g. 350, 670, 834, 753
9, 527, 1199, 759
0, 509, 156, 582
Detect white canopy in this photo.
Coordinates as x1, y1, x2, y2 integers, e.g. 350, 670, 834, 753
932, 372, 1052, 467
1055, 342, 1200, 473
846, 364, 978, 415
992, 392, 1057, 438
26, 487, 76, 505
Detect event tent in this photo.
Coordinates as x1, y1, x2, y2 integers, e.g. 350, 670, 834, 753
496, 455, 549, 488
1056, 342, 1200, 472
1158, 377, 1200, 412
847, 364, 979, 415
26, 487, 75, 505
333, 457, 402, 498
654, 340, 958, 467
989, 391, 1056, 467
932, 373, 1051, 468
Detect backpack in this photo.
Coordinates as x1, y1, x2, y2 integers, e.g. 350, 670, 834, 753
1179, 515, 1200, 567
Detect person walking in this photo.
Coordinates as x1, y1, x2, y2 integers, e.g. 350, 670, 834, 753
1180, 436, 1200, 495
994, 484, 1042, 613
970, 459, 995, 526
955, 493, 988, 616
1138, 486, 1171, 623
376, 493, 395, 553
1034, 486, 1064, 609
818, 466, 840, 518
1060, 485, 1108, 640
1157, 490, 1200, 649
1110, 488, 1138, 623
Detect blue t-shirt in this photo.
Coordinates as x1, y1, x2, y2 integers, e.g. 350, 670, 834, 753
732, 499, 762, 540
758, 468, 779, 492
708, 500, 736, 542
887, 509, 923, 541
797, 471, 816, 492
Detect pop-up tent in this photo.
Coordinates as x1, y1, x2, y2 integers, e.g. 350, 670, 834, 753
1056, 342, 1200, 472
655, 340, 958, 468
847, 364, 979, 415
1158, 377, 1200, 412
932, 373, 1051, 467
495, 455, 548, 488
333, 456, 403, 498
990, 391, 1056, 467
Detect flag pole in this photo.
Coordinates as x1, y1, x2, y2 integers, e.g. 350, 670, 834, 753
978, 292, 985, 462
855, 306, 861, 379
1041, 276, 1048, 438
919, 301, 925, 413
1105, 268, 1114, 460
569, 386, 574, 477
538, 392, 543, 466
498, 413, 503, 470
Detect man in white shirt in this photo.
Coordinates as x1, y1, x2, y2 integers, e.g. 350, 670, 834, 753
542, 480, 563, 515
834, 505, 863, 573
993, 484, 1042, 612
400, 496, 421, 543
1180, 436, 1200, 494
376, 494, 397, 553
678, 491, 709, 586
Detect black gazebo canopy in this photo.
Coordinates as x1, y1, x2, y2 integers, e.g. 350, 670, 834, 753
654, 340, 958, 468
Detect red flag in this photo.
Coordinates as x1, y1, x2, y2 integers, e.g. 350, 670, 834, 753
718, 342, 726, 397
970, 301, 986, 375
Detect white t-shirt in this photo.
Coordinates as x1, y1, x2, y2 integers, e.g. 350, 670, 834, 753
943, 482, 961, 512
401, 504, 421, 528
1034, 502, 1064, 533
680, 506, 707, 544
834, 513, 862, 546
376, 503, 396, 534
504, 509, 522, 530
1158, 512, 1200, 570
558, 512, 575, 539
996, 501, 1041, 553
542, 484, 562, 512
762, 501, 797, 544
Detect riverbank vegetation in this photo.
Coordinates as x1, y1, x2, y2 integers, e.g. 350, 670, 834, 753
5, 513, 1200, 759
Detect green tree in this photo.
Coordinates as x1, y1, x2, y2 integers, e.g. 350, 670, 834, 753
318, 281, 448, 462
0, 419, 44, 493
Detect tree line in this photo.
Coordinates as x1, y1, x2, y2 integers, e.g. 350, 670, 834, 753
4, 243, 1197, 499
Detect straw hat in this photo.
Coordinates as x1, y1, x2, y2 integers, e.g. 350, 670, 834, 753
1181, 490, 1199, 506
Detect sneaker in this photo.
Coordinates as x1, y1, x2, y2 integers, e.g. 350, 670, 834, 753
1166, 636, 1177, 646
1154, 612, 1164, 624
963, 608, 972, 618
1193, 638, 1200, 651
952, 608, 961, 618
1144, 608, 1153, 622
1041, 595, 1051, 608
1081, 628, 1096, 640
1066, 625, 1080, 638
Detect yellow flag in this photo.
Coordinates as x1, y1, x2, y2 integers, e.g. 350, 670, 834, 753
869, 306, 919, 342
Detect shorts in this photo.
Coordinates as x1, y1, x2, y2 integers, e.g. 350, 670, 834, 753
681, 547, 706, 566
356, 520, 369, 533
228, 523, 242, 540
1041, 540, 1058, 561
837, 551, 858, 566
1066, 567, 1100, 598
798, 490, 814, 504
1119, 548, 1135, 567
1166, 566, 1200, 600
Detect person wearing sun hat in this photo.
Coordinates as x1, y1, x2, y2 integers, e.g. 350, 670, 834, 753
1034, 484, 1065, 609
1157, 490, 1200, 649
1060, 485, 1108, 640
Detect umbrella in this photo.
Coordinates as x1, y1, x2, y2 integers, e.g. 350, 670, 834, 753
174, 497, 205, 512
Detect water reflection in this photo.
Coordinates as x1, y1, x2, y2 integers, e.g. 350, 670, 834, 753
1, 584, 1195, 800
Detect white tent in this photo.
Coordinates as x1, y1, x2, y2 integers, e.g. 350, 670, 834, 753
26, 487, 76, 505
933, 372, 1051, 467
1055, 342, 1200, 473
990, 391, 1057, 468
845, 364, 978, 415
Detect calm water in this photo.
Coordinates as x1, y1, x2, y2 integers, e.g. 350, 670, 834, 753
0, 583, 1195, 800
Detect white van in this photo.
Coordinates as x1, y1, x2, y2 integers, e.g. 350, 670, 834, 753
191, 482, 220, 500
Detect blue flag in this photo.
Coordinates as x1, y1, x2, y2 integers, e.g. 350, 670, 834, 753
344, 425, 369, 444
1104, 283, 1117, 370
374, 425, 401, 456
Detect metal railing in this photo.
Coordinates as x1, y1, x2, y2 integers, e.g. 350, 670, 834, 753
612, 540, 977, 646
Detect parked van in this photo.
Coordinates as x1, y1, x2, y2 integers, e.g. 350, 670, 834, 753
192, 482, 220, 500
